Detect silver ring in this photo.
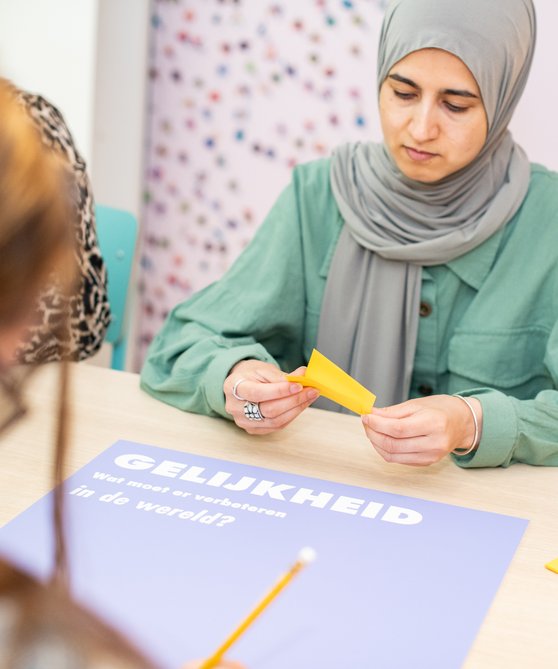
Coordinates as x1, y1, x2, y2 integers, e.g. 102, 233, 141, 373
244, 401, 264, 421
232, 378, 247, 401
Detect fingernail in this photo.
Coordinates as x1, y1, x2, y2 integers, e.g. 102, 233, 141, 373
361, 415, 369, 426
290, 383, 303, 393
307, 389, 319, 400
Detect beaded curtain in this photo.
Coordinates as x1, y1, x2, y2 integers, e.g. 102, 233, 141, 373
138, 0, 387, 366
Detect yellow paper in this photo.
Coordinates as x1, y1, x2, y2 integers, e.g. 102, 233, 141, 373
545, 558, 558, 574
287, 349, 376, 415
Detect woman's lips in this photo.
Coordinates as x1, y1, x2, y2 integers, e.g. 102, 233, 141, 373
404, 146, 438, 162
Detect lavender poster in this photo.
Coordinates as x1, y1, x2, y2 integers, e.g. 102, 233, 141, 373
0, 440, 527, 668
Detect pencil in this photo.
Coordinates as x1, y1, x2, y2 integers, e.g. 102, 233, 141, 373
198, 547, 317, 669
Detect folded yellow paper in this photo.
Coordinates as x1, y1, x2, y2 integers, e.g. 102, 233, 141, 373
287, 349, 376, 415
545, 558, 558, 574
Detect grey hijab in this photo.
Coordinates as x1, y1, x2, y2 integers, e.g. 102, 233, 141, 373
317, 0, 536, 409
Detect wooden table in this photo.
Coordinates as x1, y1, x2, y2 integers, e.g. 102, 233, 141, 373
1, 363, 557, 668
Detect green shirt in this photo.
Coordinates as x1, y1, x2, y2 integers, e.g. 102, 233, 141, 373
141, 158, 558, 469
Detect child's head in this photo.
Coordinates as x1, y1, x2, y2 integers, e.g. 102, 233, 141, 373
0, 83, 155, 668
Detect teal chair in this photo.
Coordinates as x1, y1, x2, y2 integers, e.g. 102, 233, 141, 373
95, 205, 138, 371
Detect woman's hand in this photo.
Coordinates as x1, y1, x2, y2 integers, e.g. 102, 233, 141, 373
361, 395, 482, 466
224, 360, 319, 435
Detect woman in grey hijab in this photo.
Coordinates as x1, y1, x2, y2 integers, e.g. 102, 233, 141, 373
143, 0, 558, 469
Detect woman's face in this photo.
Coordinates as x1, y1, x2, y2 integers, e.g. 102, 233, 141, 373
379, 48, 488, 183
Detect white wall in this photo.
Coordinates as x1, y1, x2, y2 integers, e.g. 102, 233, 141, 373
0, 0, 98, 165
509, 0, 558, 171
0, 0, 151, 217
92, 0, 151, 216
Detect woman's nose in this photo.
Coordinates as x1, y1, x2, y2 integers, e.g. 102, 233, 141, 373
408, 104, 439, 143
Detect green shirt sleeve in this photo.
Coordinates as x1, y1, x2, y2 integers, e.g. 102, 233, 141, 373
454, 320, 558, 467
140, 181, 308, 419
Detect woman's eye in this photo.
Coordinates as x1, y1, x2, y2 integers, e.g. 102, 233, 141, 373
445, 101, 468, 113
393, 90, 415, 100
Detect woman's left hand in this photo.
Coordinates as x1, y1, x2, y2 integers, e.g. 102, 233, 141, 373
361, 395, 482, 466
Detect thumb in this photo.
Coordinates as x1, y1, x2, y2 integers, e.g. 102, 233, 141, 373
256, 365, 292, 383
371, 401, 416, 419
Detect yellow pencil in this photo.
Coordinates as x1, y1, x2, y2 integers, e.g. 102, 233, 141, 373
198, 547, 317, 669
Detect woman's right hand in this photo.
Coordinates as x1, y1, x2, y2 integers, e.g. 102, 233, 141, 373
223, 359, 319, 435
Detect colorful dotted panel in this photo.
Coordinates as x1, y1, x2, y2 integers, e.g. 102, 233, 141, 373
138, 0, 386, 365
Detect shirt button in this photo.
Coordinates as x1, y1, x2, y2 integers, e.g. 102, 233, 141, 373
418, 384, 434, 396
419, 301, 433, 317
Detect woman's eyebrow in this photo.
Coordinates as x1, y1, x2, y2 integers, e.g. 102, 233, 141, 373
388, 73, 419, 88
443, 88, 479, 99
388, 72, 479, 99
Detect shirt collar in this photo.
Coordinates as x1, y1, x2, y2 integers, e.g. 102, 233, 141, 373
446, 227, 504, 290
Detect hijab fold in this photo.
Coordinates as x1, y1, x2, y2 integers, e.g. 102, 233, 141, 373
316, 0, 536, 409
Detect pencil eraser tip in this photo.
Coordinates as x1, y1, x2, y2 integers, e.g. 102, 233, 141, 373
298, 547, 317, 564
